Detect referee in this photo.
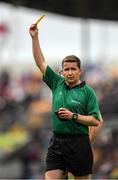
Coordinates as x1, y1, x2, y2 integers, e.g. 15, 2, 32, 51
29, 24, 102, 179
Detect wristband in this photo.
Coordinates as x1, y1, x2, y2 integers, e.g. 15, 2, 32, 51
72, 113, 78, 121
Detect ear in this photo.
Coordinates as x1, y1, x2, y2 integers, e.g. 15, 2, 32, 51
79, 68, 82, 74
60, 70, 63, 76
78, 68, 82, 76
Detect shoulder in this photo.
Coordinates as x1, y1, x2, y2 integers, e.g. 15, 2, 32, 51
83, 83, 97, 98
44, 65, 65, 82
84, 83, 95, 93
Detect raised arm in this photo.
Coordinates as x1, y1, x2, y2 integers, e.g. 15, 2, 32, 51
29, 24, 47, 74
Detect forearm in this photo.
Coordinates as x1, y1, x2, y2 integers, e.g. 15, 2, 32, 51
77, 114, 99, 126
29, 24, 46, 74
32, 36, 46, 74
57, 108, 99, 126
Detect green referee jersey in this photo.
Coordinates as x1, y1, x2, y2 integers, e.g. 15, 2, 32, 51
43, 65, 100, 135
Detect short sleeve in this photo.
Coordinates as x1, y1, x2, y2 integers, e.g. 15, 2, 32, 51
43, 65, 63, 92
87, 88, 100, 121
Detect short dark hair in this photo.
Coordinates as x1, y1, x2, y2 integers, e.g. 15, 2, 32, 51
62, 55, 81, 68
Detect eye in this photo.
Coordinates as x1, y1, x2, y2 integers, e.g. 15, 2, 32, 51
71, 68, 76, 70
64, 68, 69, 71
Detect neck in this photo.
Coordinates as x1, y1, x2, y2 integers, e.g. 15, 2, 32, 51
66, 80, 81, 88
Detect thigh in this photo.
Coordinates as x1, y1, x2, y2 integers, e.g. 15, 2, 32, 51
45, 136, 66, 173
63, 135, 93, 177
67, 172, 92, 180
75, 174, 92, 179
45, 169, 65, 179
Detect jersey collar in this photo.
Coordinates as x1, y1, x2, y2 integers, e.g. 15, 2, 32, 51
65, 81, 86, 90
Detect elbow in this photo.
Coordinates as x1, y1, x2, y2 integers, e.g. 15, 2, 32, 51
99, 118, 104, 127
100, 118, 104, 124
95, 117, 104, 127
95, 121, 99, 127
93, 117, 100, 126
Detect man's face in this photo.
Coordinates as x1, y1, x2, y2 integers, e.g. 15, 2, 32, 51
61, 62, 81, 87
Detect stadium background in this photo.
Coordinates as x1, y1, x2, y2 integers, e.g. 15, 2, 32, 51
0, 0, 118, 179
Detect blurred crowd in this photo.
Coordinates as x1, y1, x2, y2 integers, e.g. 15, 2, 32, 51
0, 62, 118, 179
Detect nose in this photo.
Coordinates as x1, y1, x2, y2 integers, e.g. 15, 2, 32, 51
68, 69, 72, 75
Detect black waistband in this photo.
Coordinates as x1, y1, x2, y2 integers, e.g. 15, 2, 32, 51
53, 133, 88, 138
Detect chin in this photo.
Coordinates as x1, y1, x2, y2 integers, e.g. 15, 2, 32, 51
68, 79, 75, 83
68, 81, 75, 85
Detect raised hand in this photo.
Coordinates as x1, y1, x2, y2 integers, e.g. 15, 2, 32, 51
29, 24, 38, 38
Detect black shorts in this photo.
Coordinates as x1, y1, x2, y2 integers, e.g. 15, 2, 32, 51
45, 134, 93, 176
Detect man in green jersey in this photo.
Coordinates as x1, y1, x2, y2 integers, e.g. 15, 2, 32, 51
29, 24, 103, 179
